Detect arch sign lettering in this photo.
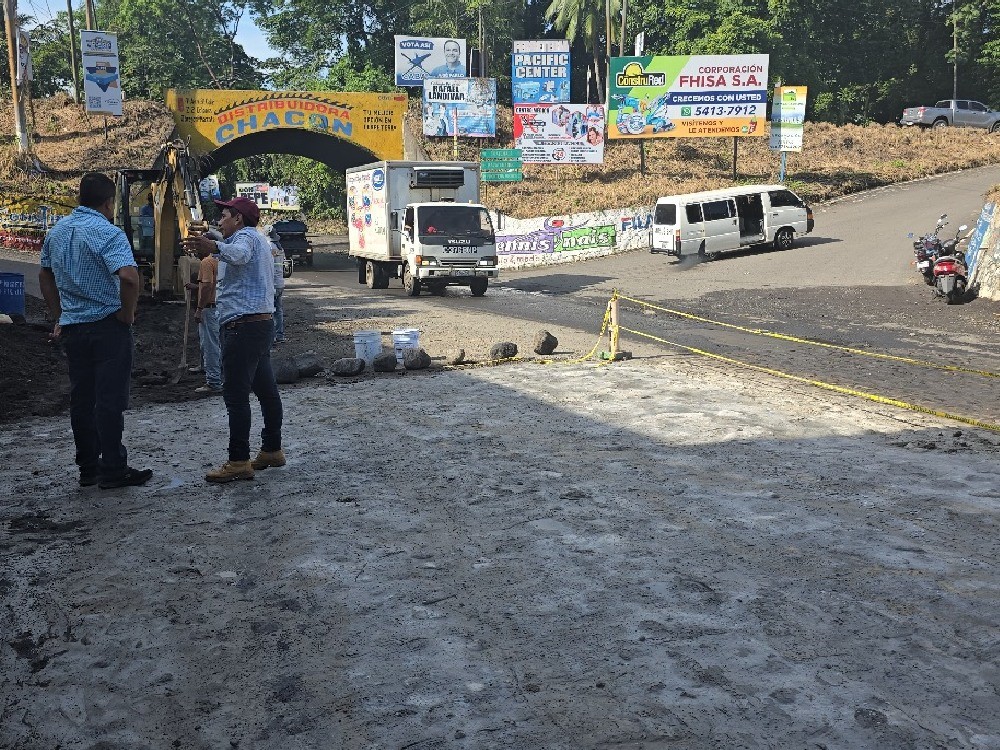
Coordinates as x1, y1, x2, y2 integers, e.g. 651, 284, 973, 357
166, 89, 407, 159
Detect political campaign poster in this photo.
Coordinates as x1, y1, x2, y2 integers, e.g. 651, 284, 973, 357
422, 78, 497, 138
512, 103, 605, 164
199, 176, 221, 202
607, 54, 769, 139
511, 40, 570, 104
769, 85, 807, 152
80, 31, 122, 116
395, 36, 467, 86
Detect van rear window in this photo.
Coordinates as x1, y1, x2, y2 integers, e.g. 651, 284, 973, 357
654, 203, 676, 225
686, 204, 703, 223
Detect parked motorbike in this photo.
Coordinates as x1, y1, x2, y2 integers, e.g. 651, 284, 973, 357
909, 214, 948, 286
931, 223, 970, 304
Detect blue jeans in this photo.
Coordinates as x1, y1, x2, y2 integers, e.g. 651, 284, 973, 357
198, 307, 222, 388
272, 289, 285, 344
61, 314, 133, 479
221, 318, 282, 461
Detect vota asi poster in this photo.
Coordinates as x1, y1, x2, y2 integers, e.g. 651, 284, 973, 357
607, 54, 769, 139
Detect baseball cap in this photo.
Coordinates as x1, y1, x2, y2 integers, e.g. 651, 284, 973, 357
214, 196, 260, 224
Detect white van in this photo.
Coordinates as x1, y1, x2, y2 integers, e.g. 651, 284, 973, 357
650, 184, 814, 258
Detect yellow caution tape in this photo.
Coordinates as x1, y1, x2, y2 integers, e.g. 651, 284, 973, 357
619, 324, 1000, 433
617, 294, 1000, 380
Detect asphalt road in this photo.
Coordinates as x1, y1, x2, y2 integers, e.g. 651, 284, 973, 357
6, 167, 1000, 425
294, 167, 1000, 426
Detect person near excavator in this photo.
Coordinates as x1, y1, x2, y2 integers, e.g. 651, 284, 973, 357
181, 196, 285, 483
37, 172, 153, 489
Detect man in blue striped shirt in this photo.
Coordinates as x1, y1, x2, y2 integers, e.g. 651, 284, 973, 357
183, 197, 285, 483
38, 172, 153, 489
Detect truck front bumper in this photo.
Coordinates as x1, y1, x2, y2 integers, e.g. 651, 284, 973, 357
417, 267, 498, 281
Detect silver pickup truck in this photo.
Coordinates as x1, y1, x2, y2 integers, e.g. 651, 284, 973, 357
900, 99, 1000, 131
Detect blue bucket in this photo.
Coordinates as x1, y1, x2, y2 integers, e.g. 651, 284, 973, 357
0, 272, 25, 316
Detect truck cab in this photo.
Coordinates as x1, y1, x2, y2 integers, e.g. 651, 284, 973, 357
399, 201, 497, 296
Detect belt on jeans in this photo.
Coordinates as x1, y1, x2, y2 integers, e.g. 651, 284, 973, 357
225, 313, 272, 328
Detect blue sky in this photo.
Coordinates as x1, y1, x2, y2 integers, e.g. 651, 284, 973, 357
235, 14, 279, 61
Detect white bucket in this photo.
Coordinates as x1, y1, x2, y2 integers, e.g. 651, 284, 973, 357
353, 330, 382, 364
392, 328, 420, 364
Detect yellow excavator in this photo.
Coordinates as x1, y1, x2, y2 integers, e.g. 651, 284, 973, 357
115, 139, 209, 295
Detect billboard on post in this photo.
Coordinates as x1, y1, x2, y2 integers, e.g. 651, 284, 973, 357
769, 85, 807, 152
511, 39, 570, 104
395, 36, 467, 86
513, 103, 605, 164
80, 31, 122, 116
607, 54, 769, 139
422, 78, 497, 138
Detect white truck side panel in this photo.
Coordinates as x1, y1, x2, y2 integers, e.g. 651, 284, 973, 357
346, 166, 393, 261
347, 161, 482, 262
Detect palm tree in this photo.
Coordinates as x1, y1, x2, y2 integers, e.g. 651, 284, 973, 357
545, 0, 607, 102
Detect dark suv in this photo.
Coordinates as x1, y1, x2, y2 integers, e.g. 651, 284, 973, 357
272, 219, 313, 267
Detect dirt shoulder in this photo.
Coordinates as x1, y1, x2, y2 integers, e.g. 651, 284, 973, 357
2, 344, 998, 748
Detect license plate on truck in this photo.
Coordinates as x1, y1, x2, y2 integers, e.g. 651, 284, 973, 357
452, 269, 473, 276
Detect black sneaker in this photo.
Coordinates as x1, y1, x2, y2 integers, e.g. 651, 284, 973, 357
99, 467, 153, 489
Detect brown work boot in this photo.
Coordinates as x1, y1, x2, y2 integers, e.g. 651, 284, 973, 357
251, 449, 286, 470
205, 460, 254, 483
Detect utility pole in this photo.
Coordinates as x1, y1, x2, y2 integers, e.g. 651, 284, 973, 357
952, 0, 958, 101
84, 0, 95, 30
619, 0, 628, 57
3, 0, 30, 154
66, 0, 80, 102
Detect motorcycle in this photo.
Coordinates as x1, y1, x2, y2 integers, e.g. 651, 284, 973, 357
931, 223, 970, 304
909, 214, 948, 286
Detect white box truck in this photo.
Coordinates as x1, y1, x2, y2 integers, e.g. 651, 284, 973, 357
346, 161, 499, 296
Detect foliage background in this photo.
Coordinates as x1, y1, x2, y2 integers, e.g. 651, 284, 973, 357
3, 0, 1000, 220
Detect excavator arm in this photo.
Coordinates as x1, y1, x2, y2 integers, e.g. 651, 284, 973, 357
151, 140, 209, 294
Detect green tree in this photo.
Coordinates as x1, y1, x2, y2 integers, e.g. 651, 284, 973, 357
95, 0, 262, 99
544, 0, 607, 102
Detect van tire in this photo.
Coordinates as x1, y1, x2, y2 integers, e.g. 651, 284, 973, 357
773, 228, 794, 251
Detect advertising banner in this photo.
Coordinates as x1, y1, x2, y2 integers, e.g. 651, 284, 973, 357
81, 31, 122, 116
166, 89, 407, 160
0, 192, 75, 252
511, 41, 570, 103
512, 103, 605, 164
422, 78, 497, 138
235, 182, 301, 211
965, 202, 995, 278
395, 36, 467, 86
16, 27, 32, 85
769, 85, 807, 152
607, 54, 769, 139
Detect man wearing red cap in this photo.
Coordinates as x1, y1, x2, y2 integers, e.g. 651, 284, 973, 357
182, 196, 286, 482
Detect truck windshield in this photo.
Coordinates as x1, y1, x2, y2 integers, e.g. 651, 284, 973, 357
417, 206, 494, 239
